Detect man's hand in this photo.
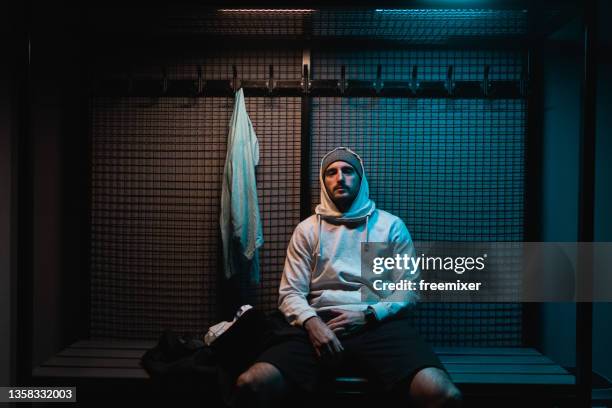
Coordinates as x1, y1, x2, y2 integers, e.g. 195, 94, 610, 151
303, 316, 344, 358
326, 309, 367, 336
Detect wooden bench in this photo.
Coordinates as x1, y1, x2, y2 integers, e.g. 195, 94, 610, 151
32, 340, 577, 406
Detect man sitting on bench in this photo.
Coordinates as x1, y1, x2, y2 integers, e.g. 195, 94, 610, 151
234, 147, 462, 408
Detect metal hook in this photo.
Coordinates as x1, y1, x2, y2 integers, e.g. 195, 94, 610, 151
374, 64, 383, 94
232, 65, 238, 94
520, 63, 527, 97
483, 65, 490, 97
301, 63, 310, 94
197, 65, 203, 95
446, 65, 454, 96
411, 65, 418, 94
268, 64, 274, 95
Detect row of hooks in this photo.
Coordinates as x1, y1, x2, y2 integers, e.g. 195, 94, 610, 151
95, 63, 528, 98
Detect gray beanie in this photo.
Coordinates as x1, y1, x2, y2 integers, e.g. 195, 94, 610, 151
321, 147, 363, 180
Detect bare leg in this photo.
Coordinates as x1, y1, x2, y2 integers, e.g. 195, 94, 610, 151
409, 367, 463, 408
232, 362, 289, 408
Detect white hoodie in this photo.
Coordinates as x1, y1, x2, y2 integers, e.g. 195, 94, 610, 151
278, 148, 419, 326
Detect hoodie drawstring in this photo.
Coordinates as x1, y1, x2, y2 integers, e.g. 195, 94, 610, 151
317, 215, 322, 257
363, 215, 370, 251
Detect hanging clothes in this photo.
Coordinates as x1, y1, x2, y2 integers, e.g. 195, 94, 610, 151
220, 88, 264, 283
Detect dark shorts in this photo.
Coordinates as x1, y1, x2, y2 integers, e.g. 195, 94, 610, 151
255, 311, 445, 394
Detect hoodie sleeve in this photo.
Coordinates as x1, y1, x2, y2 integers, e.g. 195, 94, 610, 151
278, 222, 318, 326
369, 219, 420, 322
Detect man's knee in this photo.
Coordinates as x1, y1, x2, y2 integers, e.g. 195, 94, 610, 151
438, 384, 462, 407
410, 367, 463, 407
236, 362, 285, 395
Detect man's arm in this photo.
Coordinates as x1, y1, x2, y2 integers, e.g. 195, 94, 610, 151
368, 219, 420, 322
278, 223, 343, 356
278, 223, 318, 326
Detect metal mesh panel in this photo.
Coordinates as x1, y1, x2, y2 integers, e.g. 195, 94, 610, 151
81, 4, 580, 53
93, 49, 303, 82
171, 9, 312, 38
313, 49, 524, 81
174, 9, 528, 40
88, 8, 534, 42
90, 97, 228, 339
311, 98, 525, 240
311, 97, 525, 346
248, 97, 302, 311
310, 50, 525, 346
90, 51, 302, 339
313, 9, 528, 42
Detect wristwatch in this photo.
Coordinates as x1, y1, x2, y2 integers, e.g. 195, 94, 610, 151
363, 306, 377, 326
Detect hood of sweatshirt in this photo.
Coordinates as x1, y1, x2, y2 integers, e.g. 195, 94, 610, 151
313, 147, 376, 256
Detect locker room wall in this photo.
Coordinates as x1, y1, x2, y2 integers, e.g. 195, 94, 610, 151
89, 47, 526, 346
